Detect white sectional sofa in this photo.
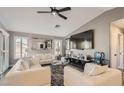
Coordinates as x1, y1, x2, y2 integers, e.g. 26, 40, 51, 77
4, 58, 51, 85
64, 63, 122, 86
3, 58, 122, 86
33, 53, 54, 65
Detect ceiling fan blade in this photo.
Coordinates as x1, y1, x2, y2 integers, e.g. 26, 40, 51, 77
58, 7, 71, 12
50, 7, 53, 10
58, 14, 67, 20
37, 11, 51, 13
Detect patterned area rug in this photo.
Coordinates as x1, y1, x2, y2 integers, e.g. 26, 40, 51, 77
50, 63, 84, 86
51, 64, 64, 86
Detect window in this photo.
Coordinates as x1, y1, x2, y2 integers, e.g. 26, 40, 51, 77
54, 40, 62, 56
14, 36, 28, 59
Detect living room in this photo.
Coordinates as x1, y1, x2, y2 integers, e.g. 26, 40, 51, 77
0, 4, 124, 88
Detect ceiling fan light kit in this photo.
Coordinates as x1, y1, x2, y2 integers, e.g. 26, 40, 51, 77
37, 7, 71, 20
51, 11, 57, 15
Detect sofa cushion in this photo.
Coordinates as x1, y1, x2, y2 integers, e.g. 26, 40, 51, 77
30, 64, 41, 69
15, 64, 24, 71
64, 66, 122, 86
31, 55, 40, 65
41, 54, 52, 60
84, 63, 108, 76
24, 58, 33, 66
39, 59, 53, 65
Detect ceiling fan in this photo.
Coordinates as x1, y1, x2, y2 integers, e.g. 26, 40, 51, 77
37, 7, 71, 20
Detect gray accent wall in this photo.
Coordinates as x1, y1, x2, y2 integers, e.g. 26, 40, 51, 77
8, 31, 65, 65
65, 7, 124, 61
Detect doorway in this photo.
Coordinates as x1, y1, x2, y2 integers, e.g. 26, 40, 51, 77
110, 19, 124, 70
117, 34, 124, 69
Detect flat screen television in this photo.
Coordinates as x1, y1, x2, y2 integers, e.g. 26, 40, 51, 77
70, 30, 94, 49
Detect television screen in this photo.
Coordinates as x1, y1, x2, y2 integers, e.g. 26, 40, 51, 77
70, 30, 94, 49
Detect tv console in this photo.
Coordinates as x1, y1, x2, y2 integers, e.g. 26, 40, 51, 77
67, 57, 93, 70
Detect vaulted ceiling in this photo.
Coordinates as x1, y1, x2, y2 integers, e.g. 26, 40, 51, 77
0, 7, 114, 37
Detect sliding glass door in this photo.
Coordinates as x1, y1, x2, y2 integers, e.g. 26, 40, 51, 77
0, 32, 9, 79
0, 33, 3, 75
14, 36, 28, 59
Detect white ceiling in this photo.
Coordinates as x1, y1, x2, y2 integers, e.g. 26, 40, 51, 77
0, 7, 114, 37
113, 18, 124, 29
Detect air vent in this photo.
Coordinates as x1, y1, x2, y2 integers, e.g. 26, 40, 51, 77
33, 38, 39, 39
55, 24, 61, 28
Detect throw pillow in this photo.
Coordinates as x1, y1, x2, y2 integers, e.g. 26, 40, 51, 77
31, 55, 40, 65
21, 60, 30, 70
84, 63, 108, 76
16, 64, 24, 71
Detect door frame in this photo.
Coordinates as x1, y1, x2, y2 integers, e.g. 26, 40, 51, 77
110, 22, 124, 69
117, 33, 124, 69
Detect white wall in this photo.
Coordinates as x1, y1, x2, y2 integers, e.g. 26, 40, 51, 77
110, 24, 124, 69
